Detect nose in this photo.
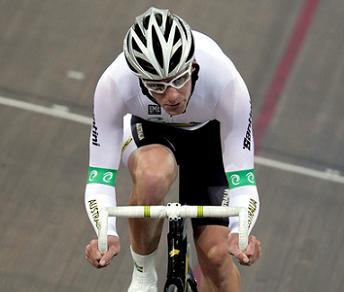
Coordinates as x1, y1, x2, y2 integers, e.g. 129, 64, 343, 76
164, 86, 179, 103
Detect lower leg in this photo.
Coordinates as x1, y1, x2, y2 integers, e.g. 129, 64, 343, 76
198, 262, 240, 292
128, 190, 165, 255
127, 145, 177, 291
194, 225, 241, 292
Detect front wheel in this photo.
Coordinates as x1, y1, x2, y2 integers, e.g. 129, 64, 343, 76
186, 278, 198, 291
166, 284, 179, 292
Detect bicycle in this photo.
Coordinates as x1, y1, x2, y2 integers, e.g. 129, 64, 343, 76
98, 203, 248, 292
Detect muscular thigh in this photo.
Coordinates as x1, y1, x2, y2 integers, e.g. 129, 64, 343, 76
127, 144, 177, 179
122, 116, 178, 202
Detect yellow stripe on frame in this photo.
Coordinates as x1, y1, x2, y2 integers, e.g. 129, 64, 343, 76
169, 249, 180, 257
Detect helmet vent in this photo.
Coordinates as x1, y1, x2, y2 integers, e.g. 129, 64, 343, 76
164, 18, 173, 41
186, 35, 195, 62
169, 46, 182, 72
155, 13, 163, 26
137, 57, 157, 75
152, 26, 164, 69
143, 15, 150, 29
133, 24, 146, 46
173, 29, 181, 46
179, 21, 187, 37
131, 38, 140, 52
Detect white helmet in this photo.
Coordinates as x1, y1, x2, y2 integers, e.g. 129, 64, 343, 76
123, 7, 195, 80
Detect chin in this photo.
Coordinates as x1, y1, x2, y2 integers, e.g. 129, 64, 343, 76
163, 101, 187, 116
168, 109, 185, 116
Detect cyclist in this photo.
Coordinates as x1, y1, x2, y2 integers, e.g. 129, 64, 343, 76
84, 7, 261, 292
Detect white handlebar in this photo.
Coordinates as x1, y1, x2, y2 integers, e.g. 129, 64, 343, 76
97, 204, 248, 253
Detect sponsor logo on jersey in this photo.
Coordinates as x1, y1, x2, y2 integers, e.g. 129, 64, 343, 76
148, 104, 161, 115
221, 189, 230, 207
92, 113, 100, 147
243, 102, 253, 151
121, 137, 133, 153
136, 123, 144, 140
88, 199, 100, 228
248, 198, 258, 229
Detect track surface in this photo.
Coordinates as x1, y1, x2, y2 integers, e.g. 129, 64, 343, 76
1, 1, 344, 291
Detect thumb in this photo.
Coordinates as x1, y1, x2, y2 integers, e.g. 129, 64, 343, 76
99, 244, 120, 266
228, 235, 249, 264
230, 245, 249, 264
238, 252, 250, 264
99, 251, 113, 266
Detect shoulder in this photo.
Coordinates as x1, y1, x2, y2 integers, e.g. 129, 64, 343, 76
96, 53, 140, 99
193, 31, 240, 86
193, 31, 236, 71
193, 31, 224, 55
192, 31, 243, 98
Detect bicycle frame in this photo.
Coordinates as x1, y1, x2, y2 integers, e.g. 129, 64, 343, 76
164, 217, 197, 291
97, 203, 248, 291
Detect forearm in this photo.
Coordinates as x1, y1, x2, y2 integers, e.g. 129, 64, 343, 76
84, 173, 119, 237
224, 185, 260, 234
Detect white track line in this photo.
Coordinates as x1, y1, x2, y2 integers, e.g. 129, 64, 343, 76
255, 156, 344, 184
0, 95, 91, 125
1, 95, 343, 184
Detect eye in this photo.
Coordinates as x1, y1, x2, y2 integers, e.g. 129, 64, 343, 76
147, 83, 165, 91
172, 73, 190, 87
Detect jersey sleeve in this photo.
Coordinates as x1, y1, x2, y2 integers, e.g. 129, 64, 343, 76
215, 72, 260, 234
84, 71, 127, 237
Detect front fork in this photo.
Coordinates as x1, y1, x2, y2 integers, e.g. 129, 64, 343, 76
164, 218, 188, 291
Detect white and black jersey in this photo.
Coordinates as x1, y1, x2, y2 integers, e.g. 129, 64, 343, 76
85, 31, 259, 236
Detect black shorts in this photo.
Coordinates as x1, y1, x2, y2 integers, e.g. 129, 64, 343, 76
130, 116, 229, 227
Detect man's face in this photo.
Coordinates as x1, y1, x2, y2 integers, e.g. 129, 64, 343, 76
141, 65, 194, 116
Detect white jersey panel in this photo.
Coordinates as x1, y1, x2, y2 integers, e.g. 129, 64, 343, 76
89, 71, 127, 170
215, 73, 254, 172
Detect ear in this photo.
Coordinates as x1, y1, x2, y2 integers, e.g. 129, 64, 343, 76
192, 61, 198, 72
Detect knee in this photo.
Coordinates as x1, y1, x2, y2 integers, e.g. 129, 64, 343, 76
135, 167, 175, 195
129, 146, 177, 203
205, 243, 231, 270
202, 243, 240, 283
